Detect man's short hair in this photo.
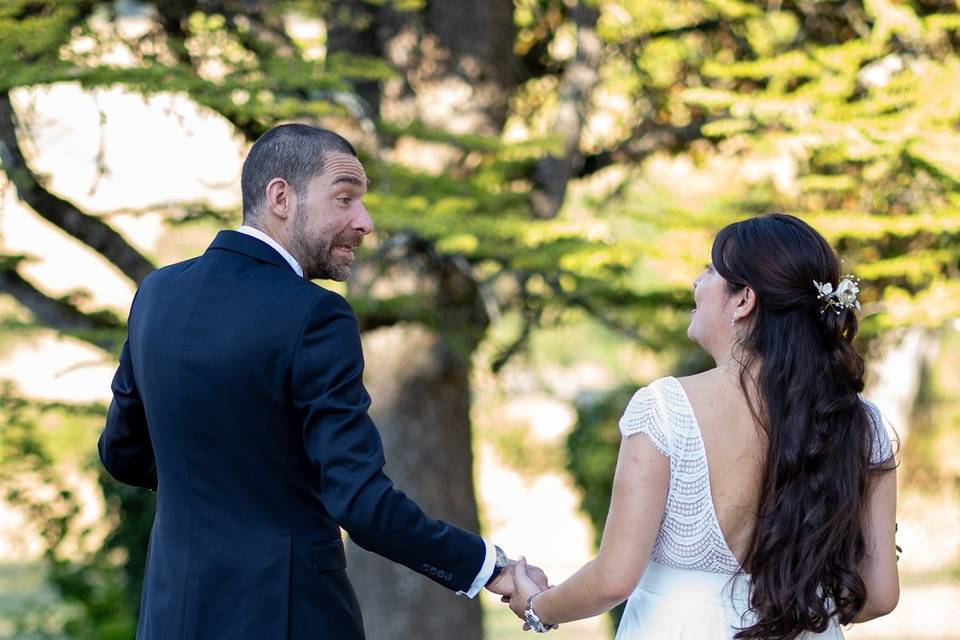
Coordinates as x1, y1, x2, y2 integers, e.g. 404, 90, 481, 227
241, 124, 358, 222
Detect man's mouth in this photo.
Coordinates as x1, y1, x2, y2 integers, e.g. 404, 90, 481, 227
333, 241, 361, 259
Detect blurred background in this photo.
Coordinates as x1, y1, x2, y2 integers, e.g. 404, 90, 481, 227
1, 1, 958, 638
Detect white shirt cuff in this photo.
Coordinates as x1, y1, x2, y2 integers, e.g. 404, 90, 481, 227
457, 538, 497, 598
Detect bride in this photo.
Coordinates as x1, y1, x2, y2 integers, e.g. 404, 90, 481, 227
507, 213, 899, 638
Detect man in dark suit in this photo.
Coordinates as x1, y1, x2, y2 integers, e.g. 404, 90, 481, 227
98, 124, 544, 639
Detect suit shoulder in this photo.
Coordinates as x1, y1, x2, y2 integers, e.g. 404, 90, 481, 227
148, 256, 201, 278
136, 257, 200, 291
292, 286, 361, 357
299, 284, 356, 320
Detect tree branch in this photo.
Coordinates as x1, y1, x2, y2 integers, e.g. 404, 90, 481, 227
530, 2, 602, 219
491, 285, 540, 373
0, 93, 156, 284
153, 5, 376, 144
352, 295, 433, 332
642, 19, 723, 42
526, 15, 722, 200
145, 5, 268, 142
0, 263, 123, 352
577, 118, 708, 178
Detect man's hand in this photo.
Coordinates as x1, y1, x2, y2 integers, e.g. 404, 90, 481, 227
484, 558, 550, 598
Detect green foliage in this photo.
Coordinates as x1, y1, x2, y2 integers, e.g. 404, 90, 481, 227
564, 386, 635, 629
0, 386, 78, 553
0, 384, 147, 639
4, 0, 960, 636
566, 389, 629, 539
683, 10, 960, 328
575, 0, 960, 344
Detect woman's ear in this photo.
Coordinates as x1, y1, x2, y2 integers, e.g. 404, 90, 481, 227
734, 286, 757, 322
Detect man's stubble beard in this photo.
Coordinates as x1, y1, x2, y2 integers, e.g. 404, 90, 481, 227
291, 203, 352, 282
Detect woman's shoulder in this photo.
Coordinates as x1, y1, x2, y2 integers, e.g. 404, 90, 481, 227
622, 375, 681, 400
671, 370, 729, 412
860, 397, 883, 424
618, 380, 674, 456
618, 375, 709, 451
672, 370, 715, 394
860, 397, 896, 466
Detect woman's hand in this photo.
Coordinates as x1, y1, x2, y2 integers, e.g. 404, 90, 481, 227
508, 557, 546, 623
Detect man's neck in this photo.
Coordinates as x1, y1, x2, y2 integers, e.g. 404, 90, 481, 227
236, 224, 304, 277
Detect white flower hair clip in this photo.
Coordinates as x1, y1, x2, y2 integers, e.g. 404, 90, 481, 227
814, 275, 861, 315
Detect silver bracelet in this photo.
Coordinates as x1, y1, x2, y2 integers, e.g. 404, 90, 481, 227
524, 590, 559, 632
524, 592, 549, 633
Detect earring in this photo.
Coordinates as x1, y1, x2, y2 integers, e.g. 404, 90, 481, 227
730, 317, 736, 327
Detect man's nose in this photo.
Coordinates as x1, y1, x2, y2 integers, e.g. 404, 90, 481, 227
354, 204, 374, 235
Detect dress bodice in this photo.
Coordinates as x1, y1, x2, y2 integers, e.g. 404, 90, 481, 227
618, 376, 893, 575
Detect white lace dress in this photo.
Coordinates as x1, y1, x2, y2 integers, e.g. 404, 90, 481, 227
614, 377, 892, 640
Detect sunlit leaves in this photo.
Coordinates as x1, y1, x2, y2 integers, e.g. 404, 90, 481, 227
653, 1, 960, 332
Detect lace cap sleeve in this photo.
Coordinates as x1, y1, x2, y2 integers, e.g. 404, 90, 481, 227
862, 399, 894, 465
618, 386, 670, 457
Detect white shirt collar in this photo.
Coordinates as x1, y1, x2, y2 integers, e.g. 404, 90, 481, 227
236, 225, 304, 277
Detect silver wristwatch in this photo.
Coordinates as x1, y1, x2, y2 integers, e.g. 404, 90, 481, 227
524, 593, 549, 633
485, 545, 509, 586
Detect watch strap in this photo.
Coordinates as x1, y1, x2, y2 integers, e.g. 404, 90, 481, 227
484, 545, 509, 587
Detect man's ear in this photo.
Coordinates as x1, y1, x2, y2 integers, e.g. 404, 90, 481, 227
735, 286, 758, 322
264, 178, 293, 220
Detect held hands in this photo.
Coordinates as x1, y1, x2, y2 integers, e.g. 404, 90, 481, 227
508, 557, 559, 632
508, 557, 541, 616
484, 555, 557, 632
484, 558, 549, 598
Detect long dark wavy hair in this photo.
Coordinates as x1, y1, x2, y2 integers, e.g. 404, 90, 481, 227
710, 214, 891, 640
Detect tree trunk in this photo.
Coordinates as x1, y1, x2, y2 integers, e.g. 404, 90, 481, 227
531, 3, 601, 219
325, 0, 384, 116
373, 0, 518, 135
865, 327, 941, 442
347, 323, 483, 640
327, 4, 513, 638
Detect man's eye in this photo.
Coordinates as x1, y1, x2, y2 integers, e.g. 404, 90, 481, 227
338, 197, 352, 205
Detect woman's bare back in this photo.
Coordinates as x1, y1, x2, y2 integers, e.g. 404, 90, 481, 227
677, 369, 766, 567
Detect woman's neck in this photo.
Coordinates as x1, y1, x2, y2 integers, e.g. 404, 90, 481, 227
712, 351, 763, 406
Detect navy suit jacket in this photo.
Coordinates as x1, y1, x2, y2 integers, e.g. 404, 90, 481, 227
98, 231, 486, 640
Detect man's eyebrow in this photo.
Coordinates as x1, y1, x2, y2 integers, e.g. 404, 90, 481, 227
331, 175, 368, 188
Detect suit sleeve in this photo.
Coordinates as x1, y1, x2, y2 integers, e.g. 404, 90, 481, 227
99, 337, 158, 490
292, 292, 486, 593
